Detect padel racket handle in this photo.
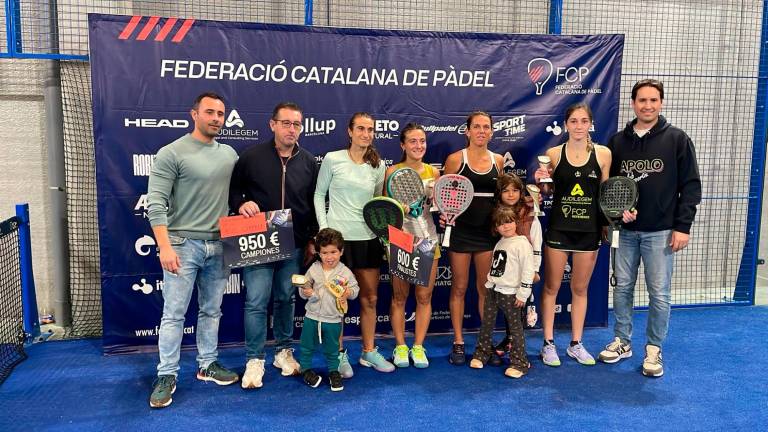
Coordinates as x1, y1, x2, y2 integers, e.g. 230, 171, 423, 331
611, 229, 619, 248
442, 225, 452, 247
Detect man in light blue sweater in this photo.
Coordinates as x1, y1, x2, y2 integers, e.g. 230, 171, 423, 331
147, 92, 239, 408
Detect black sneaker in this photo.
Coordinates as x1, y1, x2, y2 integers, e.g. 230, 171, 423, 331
448, 343, 466, 365
488, 352, 503, 367
149, 375, 176, 408
303, 369, 322, 388
329, 371, 344, 392
196, 361, 239, 385
494, 337, 512, 357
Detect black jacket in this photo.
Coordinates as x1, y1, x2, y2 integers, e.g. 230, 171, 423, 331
229, 139, 319, 248
607, 115, 701, 234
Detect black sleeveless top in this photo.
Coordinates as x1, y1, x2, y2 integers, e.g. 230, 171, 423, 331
449, 149, 499, 252
548, 144, 601, 233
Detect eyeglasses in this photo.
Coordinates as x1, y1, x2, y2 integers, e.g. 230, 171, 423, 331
273, 119, 303, 132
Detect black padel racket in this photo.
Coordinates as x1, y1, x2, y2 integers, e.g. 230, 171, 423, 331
600, 176, 639, 286
434, 174, 474, 248
363, 196, 405, 239
387, 167, 429, 237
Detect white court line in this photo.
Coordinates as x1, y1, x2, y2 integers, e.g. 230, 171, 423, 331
757, 274, 768, 281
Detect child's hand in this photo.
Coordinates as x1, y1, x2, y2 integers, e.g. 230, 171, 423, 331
301, 286, 314, 297
341, 287, 351, 299
514, 298, 525, 308
533, 272, 540, 283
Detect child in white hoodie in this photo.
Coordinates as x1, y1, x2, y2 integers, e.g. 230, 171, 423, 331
298, 228, 359, 391
470, 206, 535, 378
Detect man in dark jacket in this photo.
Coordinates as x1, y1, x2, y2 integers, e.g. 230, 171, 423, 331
598, 79, 701, 377
229, 102, 319, 389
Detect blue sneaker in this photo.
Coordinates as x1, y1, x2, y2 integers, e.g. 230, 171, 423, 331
359, 347, 395, 372
393, 345, 410, 368
338, 349, 354, 379
540, 343, 561, 367
566, 342, 596, 366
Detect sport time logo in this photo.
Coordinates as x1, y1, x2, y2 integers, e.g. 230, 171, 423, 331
527, 58, 594, 96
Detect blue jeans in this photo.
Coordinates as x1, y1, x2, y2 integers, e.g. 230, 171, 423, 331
243, 249, 301, 360
613, 229, 674, 348
157, 236, 229, 377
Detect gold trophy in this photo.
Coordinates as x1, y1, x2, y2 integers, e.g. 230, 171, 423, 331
537, 155, 553, 195
526, 184, 544, 216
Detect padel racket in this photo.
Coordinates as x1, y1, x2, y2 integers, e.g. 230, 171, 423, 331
434, 174, 474, 248
387, 167, 429, 237
600, 176, 639, 286
363, 197, 404, 238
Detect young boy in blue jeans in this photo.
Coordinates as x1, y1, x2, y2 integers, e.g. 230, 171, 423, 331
297, 228, 359, 391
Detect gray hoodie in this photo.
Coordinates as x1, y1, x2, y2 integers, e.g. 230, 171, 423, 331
299, 261, 359, 323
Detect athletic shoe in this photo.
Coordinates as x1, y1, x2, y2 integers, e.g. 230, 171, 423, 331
494, 337, 511, 357
469, 358, 484, 369
197, 361, 239, 385
504, 367, 525, 379
642, 345, 664, 377
540, 343, 561, 367
448, 343, 466, 366
410, 345, 429, 369
338, 349, 354, 379
488, 352, 503, 367
566, 342, 596, 366
598, 337, 633, 364
393, 345, 410, 368
359, 347, 396, 372
241, 358, 265, 389
329, 371, 344, 392
302, 369, 322, 388
273, 348, 300, 376
149, 375, 176, 408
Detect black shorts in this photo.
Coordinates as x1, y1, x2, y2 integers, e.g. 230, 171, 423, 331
340, 238, 384, 269
544, 229, 601, 252
448, 220, 496, 253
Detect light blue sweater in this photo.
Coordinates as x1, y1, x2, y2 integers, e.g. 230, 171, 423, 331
314, 149, 385, 241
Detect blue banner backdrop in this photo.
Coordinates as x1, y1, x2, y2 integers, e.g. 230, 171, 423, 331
89, 14, 623, 354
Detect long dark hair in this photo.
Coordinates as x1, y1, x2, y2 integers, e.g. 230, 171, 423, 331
398, 122, 426, 163
347, 112, 381, 168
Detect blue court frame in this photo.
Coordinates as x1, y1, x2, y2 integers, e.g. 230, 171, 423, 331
1, 0, 765, 306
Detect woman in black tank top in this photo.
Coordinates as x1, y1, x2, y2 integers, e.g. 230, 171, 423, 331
533, 103, 612, 367
442, 111, 505, 366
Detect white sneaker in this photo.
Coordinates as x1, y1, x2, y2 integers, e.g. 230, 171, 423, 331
642, 345, 664, 377
273, 348, 300, 376
241, 359, 265, 389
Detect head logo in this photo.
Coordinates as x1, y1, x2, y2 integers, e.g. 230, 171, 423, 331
570, 184, 584, 196
225, 110, 244, 128
546, 121, 563, 136
132, 278, 153, 294
135, 235, 156, 256
528, 58, 554, 95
